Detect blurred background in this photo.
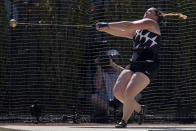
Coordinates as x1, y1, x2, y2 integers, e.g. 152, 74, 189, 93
0, 0, 196, 124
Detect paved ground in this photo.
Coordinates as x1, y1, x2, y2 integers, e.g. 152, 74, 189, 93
1, 123, 196, 131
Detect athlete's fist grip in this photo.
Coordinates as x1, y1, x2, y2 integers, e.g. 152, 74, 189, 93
97, 23, 108, 28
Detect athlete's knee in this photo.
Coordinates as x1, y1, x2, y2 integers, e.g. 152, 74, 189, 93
113, 87, 120, 98
113, 71, 131, 95
124, 87, 136, 101
124, 93, 135, 101
113, 86, 123, 100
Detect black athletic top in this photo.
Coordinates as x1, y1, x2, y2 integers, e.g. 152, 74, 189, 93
131, 29, 161, 63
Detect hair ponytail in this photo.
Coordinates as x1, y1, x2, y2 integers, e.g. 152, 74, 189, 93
163, 13, 187, 20
154, 8, 187, 24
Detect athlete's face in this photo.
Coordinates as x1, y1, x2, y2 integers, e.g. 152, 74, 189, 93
144, 8, 158, 21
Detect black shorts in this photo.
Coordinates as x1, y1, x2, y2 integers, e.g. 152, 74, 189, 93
125, 61, 160, 82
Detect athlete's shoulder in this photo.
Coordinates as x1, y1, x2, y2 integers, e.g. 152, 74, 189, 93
142, 18, 157, 22
142, 18, 158, 26
131, 18, 157, 30
142, 19, 160, 35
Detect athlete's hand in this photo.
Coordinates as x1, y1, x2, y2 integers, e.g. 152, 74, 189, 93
96, 22, 109, 32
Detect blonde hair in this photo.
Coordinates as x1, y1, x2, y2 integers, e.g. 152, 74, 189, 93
154, 8, 187, 24
163, 13, 187, 20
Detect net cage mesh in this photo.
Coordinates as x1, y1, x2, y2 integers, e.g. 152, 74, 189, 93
0, 0, 196, 123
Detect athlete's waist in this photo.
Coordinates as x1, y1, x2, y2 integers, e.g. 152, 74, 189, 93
131, 52, 159, 62
130, 59, 158, 63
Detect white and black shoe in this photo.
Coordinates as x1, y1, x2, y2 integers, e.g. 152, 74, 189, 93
115, 120, 127, 128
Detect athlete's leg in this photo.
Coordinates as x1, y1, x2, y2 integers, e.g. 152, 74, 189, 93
113, 69, 134, 103
122, 72, 150, 123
